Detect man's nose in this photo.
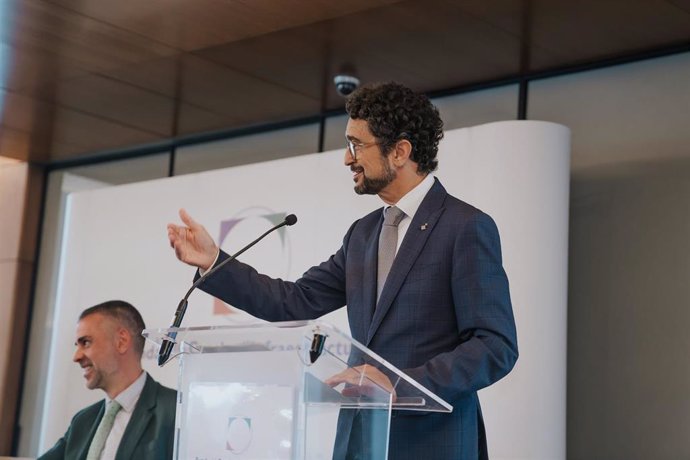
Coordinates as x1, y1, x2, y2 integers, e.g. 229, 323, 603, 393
73, 348, 83, 362
344, 149, 354, 166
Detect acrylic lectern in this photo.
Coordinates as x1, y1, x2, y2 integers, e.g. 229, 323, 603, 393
144, 320, 451, 460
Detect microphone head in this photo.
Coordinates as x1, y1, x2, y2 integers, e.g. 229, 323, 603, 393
285, 214, 298, 226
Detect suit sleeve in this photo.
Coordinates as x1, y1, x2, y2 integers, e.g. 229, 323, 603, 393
37, 440, 66, 460
196, 223, 356, 321
403, 212, 519, 402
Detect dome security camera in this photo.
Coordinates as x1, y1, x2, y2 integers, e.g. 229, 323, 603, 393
333, 75, 360, 97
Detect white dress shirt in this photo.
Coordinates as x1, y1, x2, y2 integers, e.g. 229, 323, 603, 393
99, 371, 147, 460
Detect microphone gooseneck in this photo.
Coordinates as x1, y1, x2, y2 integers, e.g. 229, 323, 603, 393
158, 213, 298, 366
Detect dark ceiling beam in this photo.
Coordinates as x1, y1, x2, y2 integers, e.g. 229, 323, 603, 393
41, 113, 331, 172
39, 39, 690, 173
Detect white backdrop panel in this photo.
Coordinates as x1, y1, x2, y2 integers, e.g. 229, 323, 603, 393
40, 121, 569, 459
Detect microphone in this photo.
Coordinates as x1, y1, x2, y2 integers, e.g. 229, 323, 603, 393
158, 213, 298, 366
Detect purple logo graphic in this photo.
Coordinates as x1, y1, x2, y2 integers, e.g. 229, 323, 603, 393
226, 416, 252, 454
214, 207, 291, 315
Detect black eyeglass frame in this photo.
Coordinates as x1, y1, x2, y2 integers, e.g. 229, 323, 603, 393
345, 138, 381, 161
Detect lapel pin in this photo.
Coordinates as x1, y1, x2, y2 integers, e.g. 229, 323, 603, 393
420, 223, 428, 231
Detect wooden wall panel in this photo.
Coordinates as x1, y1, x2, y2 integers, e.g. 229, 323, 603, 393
0, 163, 44, 454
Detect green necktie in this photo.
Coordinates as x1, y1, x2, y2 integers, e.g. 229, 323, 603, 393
86, 400, 122, 460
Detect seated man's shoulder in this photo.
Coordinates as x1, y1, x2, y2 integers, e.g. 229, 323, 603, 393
71, 398, 105, 423
149, 379, 177, 411
157, 382, 177, 401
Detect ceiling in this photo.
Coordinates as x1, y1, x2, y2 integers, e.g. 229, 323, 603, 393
1, 0, 689, 166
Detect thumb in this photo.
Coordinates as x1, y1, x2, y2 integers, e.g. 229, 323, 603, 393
179, 208, 201, 230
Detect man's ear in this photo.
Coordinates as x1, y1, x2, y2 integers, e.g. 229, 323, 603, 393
392, 139, 413, 165
115, 327, 131, 354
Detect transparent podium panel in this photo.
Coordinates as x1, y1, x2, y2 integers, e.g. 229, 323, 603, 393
144, 320, 451, 459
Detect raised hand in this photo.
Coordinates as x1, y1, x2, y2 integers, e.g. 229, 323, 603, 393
167, 209, 218, 270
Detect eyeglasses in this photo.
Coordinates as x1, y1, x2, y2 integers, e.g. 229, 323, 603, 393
346, 138, 379, 161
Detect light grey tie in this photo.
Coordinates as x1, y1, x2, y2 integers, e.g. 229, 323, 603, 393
86, 400, 122, 460
377, 206, 406, 302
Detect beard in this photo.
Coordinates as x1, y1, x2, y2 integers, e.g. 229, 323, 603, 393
354, 159, 397, 195
86, 372, 103, 390
81, 361, 105, 391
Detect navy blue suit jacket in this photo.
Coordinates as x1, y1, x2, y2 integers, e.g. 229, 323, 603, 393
199, 178, 518, 459
38, 374, 176, 460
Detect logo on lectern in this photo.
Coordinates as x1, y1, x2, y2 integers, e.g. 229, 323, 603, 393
226, 416, 252, 454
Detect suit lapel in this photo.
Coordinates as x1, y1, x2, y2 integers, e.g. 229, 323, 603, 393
115, 374, 156, 460
77, 403, 105, 460
366, 179, 447, 345
348, 213, 384, 342
361, 214, 383, 330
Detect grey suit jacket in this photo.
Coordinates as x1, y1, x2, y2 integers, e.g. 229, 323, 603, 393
38, 374, 176, 460
198, 178, 518, 459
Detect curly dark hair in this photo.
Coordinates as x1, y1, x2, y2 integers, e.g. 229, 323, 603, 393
345, 82, 444, 174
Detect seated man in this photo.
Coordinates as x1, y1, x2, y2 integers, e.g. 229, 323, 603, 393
39, 300, 176, 460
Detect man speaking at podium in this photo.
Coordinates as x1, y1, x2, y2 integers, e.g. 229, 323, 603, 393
168, 82, 518, 459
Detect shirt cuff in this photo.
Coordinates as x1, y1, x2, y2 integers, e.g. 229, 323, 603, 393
198, 249, 220, 276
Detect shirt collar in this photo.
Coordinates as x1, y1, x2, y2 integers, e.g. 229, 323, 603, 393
383, 174, 435, 220
105, 371, 147, 414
